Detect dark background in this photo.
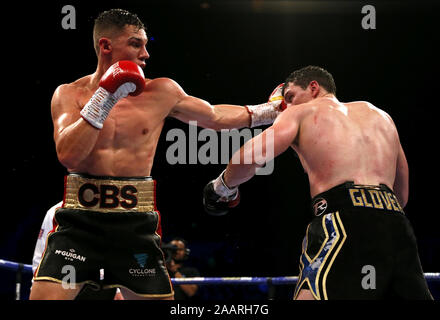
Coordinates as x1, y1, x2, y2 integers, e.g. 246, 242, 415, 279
1, 0, 439, 300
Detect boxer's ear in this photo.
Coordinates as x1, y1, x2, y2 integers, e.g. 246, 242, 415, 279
99, 38, 112, 55
309, 80, 320, 98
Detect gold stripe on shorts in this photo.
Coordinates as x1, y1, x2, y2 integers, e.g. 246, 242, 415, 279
63, 174, 155, 212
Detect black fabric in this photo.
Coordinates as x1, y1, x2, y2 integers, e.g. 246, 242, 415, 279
34, 207, 173, 298
294, 182, 433, 300
74, 285, 117, 300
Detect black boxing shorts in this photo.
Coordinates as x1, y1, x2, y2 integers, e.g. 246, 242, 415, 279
293, 181, 433, 300
33, 173, 173, 299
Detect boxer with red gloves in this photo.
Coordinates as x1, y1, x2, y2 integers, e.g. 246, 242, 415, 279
31, 8, 285, 301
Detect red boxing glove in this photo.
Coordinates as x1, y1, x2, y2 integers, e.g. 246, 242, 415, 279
80, 61, 145, 129
99, 60, 145, 97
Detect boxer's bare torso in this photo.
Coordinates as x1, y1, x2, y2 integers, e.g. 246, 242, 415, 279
52, 75, 251, 177
283, 92, 409, 300
53, 76, 172, 176
224, 91, 408, 208
289, 96, 406, 199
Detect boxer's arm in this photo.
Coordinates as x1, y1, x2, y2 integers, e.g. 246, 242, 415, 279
52, 84, 101, 169
203, 108, 299, 215
394, 144, 409, 208
384, 111, 409, 207
167, 79, 281, 130
169, 86, 251, 130
223, 107, 300, 187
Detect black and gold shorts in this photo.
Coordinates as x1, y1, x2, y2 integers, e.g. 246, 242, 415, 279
33, 173, 173, 298
294, 181, 432, 300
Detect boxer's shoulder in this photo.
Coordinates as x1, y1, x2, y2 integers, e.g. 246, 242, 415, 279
52, 76, 96, 114
53, 75, 94, 98
276, 100, 316, 124
144, 77, 186, 97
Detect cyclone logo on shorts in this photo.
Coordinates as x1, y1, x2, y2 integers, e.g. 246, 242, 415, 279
313, 198, 328, 216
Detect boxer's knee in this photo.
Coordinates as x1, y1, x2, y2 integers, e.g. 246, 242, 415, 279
295, 289, 316, 300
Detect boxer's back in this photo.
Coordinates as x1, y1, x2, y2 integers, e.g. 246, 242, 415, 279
294, 97, 401, 197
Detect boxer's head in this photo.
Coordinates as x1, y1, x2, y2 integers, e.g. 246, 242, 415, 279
93, 9, 149, 68
282, 66, 336, 105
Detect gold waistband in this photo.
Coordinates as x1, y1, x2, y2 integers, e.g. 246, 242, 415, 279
63, 174, 155, 213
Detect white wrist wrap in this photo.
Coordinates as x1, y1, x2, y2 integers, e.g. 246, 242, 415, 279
245, 101, 281, 127
212, 170, 238, 199
80, 82, 136, 129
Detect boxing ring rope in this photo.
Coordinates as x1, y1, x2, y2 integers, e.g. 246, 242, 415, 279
1, 258, 439, 300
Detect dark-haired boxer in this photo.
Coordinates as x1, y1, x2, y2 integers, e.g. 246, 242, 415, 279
30, 8, 283, 300
204, 66, 433, 300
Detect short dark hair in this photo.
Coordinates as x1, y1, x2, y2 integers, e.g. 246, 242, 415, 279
171, 237, 188, 248
93, 9, 145, 55
282, 66, 336, 96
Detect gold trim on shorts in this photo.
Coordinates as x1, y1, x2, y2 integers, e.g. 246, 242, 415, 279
293, 211, 347, 300
63, 173, 155, 213
32, 278, 175, 299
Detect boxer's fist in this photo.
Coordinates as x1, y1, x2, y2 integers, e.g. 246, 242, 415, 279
81, 61, 145, 129
268, 83, 287, 111
245, 83, 286, 127
203, 171, 240, 216
100, 60, 145, 97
